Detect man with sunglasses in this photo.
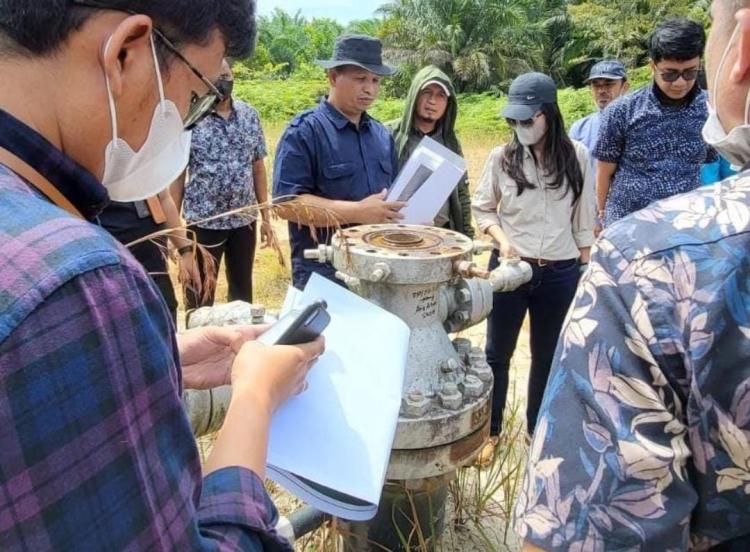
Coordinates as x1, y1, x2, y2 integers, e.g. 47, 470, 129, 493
0, 1, 323, 550
593, 18, 717, 228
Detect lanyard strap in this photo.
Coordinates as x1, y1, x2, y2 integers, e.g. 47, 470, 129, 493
0, 146, 84, 219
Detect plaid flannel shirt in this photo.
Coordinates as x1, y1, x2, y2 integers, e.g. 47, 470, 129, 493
0, 109, 291, 551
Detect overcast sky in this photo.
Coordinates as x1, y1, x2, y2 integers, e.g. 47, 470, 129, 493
258, 0, 380, 23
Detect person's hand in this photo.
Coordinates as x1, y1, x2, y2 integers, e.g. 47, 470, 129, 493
178, 325, 268, 390
355, 189, 406, 224
594, 223, 603, 238
499, 241, 519, 259
178, 250, 202, 298
259, 217, 275, 249
232, 336, 325, 414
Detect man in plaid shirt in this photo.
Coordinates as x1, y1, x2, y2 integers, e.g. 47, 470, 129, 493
0, 1, 323, 550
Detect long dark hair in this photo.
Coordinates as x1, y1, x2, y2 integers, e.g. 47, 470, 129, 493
501, 102, 583, 204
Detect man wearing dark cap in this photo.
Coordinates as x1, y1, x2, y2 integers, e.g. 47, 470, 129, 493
273, 34, 405, 289
569, 60, 629, 169
593, 18, 716, 228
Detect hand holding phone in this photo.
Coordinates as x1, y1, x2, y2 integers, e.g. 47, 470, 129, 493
258, 300, 330, 346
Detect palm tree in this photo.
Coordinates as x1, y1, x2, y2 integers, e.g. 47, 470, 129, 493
378, 0, 536, 92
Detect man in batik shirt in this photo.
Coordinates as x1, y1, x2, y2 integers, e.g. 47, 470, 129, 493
516, 1, 750, 549
178, 59, 272, 308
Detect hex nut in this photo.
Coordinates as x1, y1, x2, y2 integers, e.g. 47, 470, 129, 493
250, 305, 266, 324
457, 288, 472, 304
452, 338, 472, 359
469, 346, 486, 366
462, 375, 484, 398
453, 311, 469, 324
469, 361, 493, 383
403, 392, 431, 418
439, 382, 462, 410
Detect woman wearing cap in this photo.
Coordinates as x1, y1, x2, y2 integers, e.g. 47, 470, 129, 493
472, 73, 596, 460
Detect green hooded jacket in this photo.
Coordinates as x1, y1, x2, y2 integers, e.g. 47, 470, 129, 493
387, 66, 474, 238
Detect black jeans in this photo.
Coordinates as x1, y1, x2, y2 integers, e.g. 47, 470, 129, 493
185, 223, 257, 310
485, 251, 580, 437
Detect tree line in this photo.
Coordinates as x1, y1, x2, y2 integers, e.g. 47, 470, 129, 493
243, 0, 709, 95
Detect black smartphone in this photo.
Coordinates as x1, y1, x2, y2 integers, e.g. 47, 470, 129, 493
258, 300, 330, 346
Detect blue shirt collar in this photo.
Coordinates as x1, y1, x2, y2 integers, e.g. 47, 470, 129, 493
320, 99, 371, 130
0, 109, 109, 220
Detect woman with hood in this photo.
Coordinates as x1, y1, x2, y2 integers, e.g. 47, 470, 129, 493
472, 73, 595, 462
389, 66, 474, 237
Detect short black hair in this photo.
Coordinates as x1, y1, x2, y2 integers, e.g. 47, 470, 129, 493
648, 17, 705, 63
0, 0, 256, 59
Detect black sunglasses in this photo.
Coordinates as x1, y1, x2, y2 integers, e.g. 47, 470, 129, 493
506, 112, 542, 128
658, 68, 700, 83
70, 0, 224, 130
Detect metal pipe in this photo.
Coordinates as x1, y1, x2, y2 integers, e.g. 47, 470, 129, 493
276, 506, 328, 543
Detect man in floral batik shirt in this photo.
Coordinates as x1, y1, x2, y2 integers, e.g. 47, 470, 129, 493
515, 2, 750, 550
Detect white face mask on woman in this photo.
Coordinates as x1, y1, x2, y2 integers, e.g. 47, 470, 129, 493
702, 23, 750, 170
515, 114, 548, 146
100, 35, 192, 202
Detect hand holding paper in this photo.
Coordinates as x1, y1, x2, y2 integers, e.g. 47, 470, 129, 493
354, 189, 406, 224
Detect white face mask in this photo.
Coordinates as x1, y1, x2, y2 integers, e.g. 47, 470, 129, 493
702, 23, 750, 170
515, 114, 547, 146
101, 36, 192, 202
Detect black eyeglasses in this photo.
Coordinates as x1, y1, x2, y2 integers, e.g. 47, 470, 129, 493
658, 68, 700, 83
506, 112, 543, 128
70, 0, 224, 129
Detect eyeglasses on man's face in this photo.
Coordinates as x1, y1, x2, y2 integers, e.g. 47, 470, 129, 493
70, 0, 224, 129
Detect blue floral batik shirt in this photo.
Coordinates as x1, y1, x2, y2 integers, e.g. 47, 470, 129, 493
594, 84, 715, 226
183, 99, 267, 230
514, 173, 750, 550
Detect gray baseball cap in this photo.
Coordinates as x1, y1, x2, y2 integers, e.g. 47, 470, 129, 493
501, 72, 557, 121
585, 60, 627, 83
317, 34, 396, 76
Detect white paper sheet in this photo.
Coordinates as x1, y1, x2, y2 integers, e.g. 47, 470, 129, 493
266, 274, 410, 520
387, 136, 467, 224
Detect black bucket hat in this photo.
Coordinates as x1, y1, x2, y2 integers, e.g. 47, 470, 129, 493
501, 72, 557, 121
317, 34, 396, 77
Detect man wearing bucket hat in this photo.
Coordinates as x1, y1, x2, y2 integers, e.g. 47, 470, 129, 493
273, 34, 405, 289
570, 60, 629, 169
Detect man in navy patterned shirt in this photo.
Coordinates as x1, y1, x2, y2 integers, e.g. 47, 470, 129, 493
594, 18, 716, 227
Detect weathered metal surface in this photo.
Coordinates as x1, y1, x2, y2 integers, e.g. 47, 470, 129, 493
386, 420, 491, 480
393, 388, 491, 450
183, 385, 232, 437
329, 225, 474, 285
